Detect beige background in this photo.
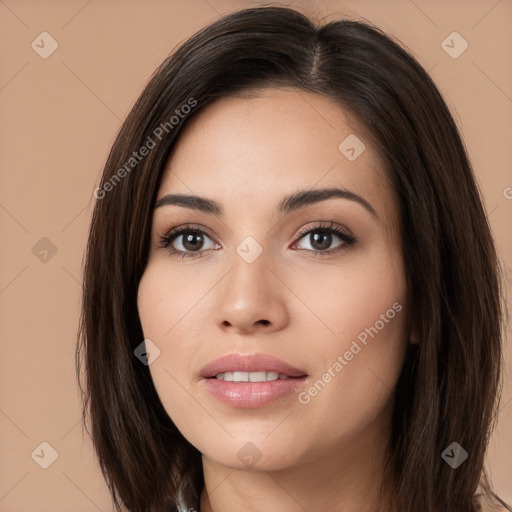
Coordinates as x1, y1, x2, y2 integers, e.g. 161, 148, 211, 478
0, 0, 511, 510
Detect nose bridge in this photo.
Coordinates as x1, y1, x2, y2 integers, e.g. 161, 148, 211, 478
229, 234, 272, 296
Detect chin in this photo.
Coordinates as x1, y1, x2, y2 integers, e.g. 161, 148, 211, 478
199, 438, 303, 472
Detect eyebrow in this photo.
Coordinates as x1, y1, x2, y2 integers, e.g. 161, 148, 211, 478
154, 187, 377, 218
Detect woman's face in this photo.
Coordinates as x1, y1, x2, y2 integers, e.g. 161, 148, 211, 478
137, 87, 411, 471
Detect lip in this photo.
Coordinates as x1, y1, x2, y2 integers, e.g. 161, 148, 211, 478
200, 353, 308, 409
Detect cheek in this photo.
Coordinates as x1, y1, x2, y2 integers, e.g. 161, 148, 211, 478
294, 240, 407, 352
137, 260, 204, 343
137, 260, 201, 365
137, 262, 211, 437
292, 248, 408, 446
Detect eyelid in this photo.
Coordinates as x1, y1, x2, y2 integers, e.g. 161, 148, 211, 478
294, 220, 354, 240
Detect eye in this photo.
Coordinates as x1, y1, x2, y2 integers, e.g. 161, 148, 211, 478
158, 224, 219, 259
292, 221, 356, 256
158, 221, 356, 259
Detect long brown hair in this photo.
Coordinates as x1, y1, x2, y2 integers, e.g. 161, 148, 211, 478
76, 6, 510, 512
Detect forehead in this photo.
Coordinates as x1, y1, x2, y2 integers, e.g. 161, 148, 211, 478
158, 88, 395, 222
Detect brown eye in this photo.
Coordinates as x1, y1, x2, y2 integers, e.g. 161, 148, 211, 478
159, 225, 219, 259
294, 222, 356, 255
307, 231, 334, 251
179, 231, 206, 252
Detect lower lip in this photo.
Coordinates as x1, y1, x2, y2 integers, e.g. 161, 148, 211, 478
203, 377, 308, 409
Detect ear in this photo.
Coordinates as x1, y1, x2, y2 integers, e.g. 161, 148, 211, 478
409, 325, 419, 344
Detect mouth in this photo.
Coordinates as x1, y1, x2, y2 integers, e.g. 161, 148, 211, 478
200, 353, 308, 409
212, 371, 293, 382
200, 352, 308, 380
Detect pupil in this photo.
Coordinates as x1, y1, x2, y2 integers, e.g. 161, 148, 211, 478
183, 232, 203, 251
311, 232, 331, 251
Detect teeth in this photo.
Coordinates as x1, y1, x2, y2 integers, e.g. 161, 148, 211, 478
215, 371, 290, 382
249, 371, 267, 382
234, 371, 249, 382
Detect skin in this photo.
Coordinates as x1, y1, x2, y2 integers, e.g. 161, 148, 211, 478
137, 87, 413, 512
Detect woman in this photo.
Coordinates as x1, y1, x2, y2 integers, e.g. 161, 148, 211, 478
77, 6, 511, 512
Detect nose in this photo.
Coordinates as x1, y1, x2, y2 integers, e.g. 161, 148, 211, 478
215, 249, 289, 335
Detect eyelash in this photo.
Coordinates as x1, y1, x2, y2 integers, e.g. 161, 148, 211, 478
158, 221, 357, 260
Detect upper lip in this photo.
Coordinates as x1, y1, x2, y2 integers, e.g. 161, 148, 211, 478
200, 353, 308, 379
